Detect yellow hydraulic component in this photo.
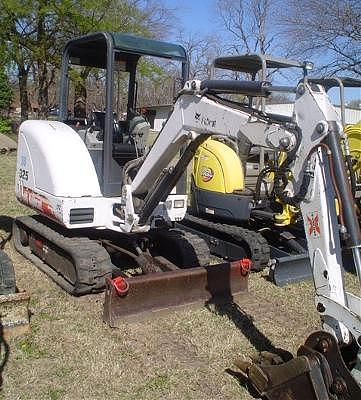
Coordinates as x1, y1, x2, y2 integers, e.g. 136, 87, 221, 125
193, 138, 244, 193
274, 204, 299, 226
273, 151, 299, 226
345, 121, 361, 180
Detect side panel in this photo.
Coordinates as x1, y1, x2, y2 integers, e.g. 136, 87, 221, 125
193, 138, 244, 193
16, 120, 102, 198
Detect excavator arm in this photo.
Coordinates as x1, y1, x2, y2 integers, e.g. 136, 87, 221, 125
241, 87, 361, 396
128, 78, 361, 397
127, 81, 296, 231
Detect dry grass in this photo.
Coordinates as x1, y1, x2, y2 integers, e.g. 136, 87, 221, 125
0, 153, 358, 400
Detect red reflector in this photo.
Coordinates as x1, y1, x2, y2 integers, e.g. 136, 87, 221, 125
35, 239, 43, 249
112, 276, 129, 296
239, 258, 252, 276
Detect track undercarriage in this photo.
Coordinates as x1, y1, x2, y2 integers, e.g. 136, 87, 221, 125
13, 215, 250, 322
179, 211, 315, 286
177, 213, 270, 272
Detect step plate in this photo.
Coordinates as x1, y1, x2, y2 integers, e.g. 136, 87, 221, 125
103, 261, 248, 325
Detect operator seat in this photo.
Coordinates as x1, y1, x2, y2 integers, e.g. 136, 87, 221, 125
113, 114, 150, 165
84, 111, 150, 166
127, 115, 150, 151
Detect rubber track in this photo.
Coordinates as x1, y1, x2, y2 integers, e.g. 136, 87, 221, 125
182, 214, 270, 271
13, 216, 113, 295
152, 228, 210, 267
180, 230, 211, 266
0, 249, 16, 295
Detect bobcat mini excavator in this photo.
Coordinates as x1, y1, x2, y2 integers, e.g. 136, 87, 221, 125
13, 31, 361, 397
13, 32, 253, 318
180, 54, 313, 283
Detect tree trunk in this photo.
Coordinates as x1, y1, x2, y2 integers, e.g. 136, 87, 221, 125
18, 66, 29, 122
36, 0, 49, 119
74, 68, 89, 118
74, 81, 86, 118
37, 62, 49, 119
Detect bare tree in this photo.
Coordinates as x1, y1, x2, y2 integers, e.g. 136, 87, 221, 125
178, 33, 222, 79
215, 0, 278, 55
130, 0, 176, 40
280, 0, 361, 77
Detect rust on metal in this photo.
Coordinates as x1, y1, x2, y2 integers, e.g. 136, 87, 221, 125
103, 261, 248, 325
299, 331, 361, 399
0, 291, 30, 339
236, 330, 361, 400
101, 240, 178, 273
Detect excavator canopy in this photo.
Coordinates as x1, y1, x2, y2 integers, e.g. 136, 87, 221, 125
64, 31, 188, 69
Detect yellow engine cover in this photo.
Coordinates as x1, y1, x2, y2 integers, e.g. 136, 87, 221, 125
345, 121, 361, 179
193, 138, 245, 193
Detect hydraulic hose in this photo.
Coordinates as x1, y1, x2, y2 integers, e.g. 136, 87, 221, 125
255, 167, 277, 202
273, 168, 312, 207
345, 154, 357, 197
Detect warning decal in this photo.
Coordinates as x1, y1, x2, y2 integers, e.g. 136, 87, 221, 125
307, 211, 321, 238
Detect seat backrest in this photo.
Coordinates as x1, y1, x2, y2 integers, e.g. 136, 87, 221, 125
128, 115, 150, 154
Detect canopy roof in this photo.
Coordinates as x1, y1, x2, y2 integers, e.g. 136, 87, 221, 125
307, 77, 361, 91
65, 32, 187, 69
213, 54, 306, 75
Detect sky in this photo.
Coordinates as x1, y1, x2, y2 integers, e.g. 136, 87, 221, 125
162, 0, 361, 104
163, 0, 215, 39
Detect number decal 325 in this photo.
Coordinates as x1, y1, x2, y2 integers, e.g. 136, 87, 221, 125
19, 168, 29, 181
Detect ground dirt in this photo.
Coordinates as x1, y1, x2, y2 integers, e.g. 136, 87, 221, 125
0, 153, 358, 400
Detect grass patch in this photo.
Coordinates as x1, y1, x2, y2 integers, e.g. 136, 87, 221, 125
47, 388, 65, 400
54, 366, 73, 378
16, 336, 47, 359
1, 148, 360, 400
135, 374, 171, 396
37, 311, 61, 322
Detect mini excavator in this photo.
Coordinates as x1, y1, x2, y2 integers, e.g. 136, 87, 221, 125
13, 32, 250, 315
13, 32, 361, 397
180, 54, 313, 283
186, 55, 361, 287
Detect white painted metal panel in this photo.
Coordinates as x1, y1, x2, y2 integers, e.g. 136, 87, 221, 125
17, 120, 102, 197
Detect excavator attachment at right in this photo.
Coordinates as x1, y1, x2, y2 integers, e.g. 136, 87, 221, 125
229, 74, 361, 398
236, 330, 361, 399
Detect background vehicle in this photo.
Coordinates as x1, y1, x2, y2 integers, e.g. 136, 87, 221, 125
187, 55, 361, 286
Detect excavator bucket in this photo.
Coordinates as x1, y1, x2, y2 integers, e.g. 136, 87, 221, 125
103, 260, 249, 325
235, 331, 361, 400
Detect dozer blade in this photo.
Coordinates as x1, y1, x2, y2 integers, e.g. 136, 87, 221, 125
103, 261, 248, 325
269, 253, 312, 286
